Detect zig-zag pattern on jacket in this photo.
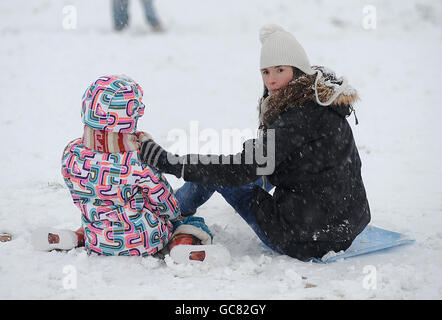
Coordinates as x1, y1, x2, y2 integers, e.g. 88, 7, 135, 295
62, 138, 180, 256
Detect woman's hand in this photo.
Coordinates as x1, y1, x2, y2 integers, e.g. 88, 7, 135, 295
139, 138, 184, 178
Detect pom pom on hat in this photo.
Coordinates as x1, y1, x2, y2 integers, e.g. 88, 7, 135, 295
259, 24, 285, 44
259, 24, 315, 75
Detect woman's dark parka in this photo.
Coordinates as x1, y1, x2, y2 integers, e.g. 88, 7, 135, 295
169, 69, 371, 261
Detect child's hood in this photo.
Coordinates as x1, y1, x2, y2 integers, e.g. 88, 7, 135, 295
81, 75, 145, 134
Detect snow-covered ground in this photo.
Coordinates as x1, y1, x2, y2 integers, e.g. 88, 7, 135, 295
0, 0, 441, 299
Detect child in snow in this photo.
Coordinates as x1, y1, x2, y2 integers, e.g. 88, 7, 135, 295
32, 75, 229, 263
138, 25, 371, 261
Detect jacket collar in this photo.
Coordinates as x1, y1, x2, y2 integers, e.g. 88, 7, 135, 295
259, 66, 359, 126
81, 125, 140, 153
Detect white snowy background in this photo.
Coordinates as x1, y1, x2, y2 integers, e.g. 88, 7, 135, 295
0, 0, 441, 299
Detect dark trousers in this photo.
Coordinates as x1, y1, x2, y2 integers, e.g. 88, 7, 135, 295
176, 178, 284, 254
176, 178, 354, 261
112, 0, 160, 29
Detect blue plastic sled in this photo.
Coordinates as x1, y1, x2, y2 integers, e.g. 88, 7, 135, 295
312, 225, 415, 263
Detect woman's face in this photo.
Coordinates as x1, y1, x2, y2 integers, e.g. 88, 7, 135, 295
261, 65, 294, 96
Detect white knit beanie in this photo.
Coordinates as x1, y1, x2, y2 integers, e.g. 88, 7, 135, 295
259, 24, 315, 75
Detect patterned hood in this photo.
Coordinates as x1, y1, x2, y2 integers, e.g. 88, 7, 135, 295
81, 75, 145, 134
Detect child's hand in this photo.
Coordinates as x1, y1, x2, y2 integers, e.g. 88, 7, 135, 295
136, 131, 153, 143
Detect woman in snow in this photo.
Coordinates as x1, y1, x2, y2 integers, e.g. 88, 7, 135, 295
139, 25, 371, 261
32, 75, 228, 263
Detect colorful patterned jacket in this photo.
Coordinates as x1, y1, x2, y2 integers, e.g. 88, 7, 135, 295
61, 137, 181, 256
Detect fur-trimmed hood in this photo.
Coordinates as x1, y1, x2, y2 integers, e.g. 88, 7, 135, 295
259, 66, 359, 126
